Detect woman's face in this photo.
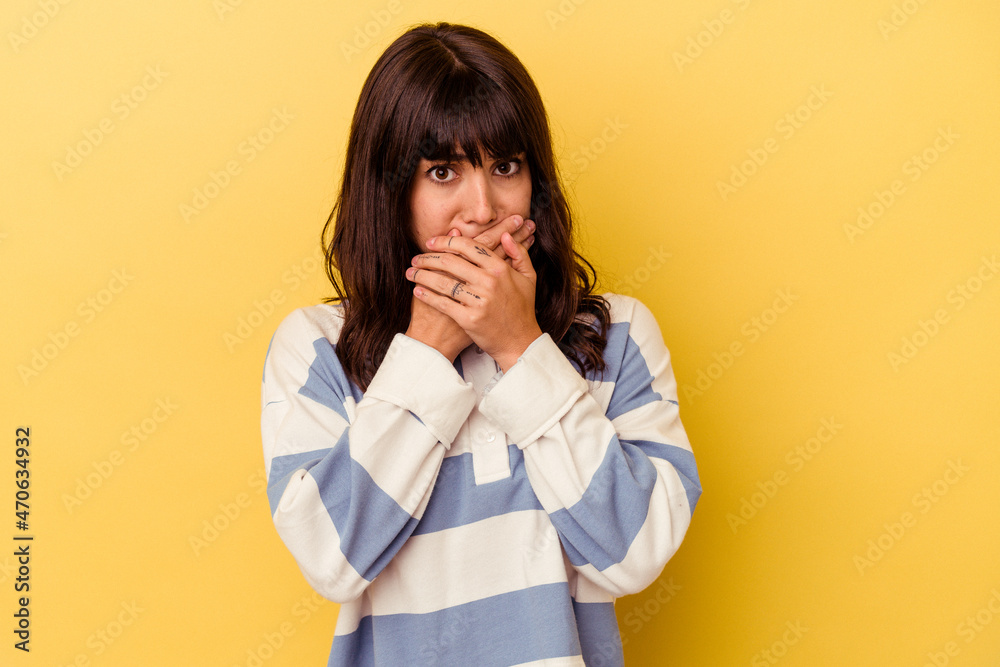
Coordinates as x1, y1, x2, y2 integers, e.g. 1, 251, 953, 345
408, 146, 532, 251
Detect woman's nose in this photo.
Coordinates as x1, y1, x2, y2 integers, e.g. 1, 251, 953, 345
461, 172, 497, 228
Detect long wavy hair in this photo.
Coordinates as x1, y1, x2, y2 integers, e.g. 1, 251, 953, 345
322, 22, 610, 391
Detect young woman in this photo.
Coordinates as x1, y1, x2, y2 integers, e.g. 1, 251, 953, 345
261, 22, 700, 666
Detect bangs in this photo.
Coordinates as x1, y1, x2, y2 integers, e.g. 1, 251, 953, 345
415, 71, 526, 166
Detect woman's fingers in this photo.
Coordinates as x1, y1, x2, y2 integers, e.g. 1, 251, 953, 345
474, 215, 522, 249
410, 233, 537, 292
412, 283, 464, 319
474, 215, 535, 261
500, 232, 536, 280
508, 223, 534, 254
426, 230, 534, 264
422, 235, 502, 271
516, 218, 535, 244
406, 266, 481, 303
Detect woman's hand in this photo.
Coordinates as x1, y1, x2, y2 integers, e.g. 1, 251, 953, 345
406, 232, 542, 372
405, 292, 472, 364
473, 214, 535, 261
403, 216, 535, 363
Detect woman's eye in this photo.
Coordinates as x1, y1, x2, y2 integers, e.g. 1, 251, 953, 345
495, 159, 521, 177
428, 165, 456, 183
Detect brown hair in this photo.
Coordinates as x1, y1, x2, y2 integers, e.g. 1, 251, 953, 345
322, 22, 610, 390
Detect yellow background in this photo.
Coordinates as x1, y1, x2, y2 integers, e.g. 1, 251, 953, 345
3, 0, 998, 664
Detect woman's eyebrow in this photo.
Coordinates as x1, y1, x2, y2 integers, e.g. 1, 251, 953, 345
424, 150, 523, 163
420, 151, 466, 163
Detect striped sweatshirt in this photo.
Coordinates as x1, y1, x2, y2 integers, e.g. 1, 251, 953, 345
260, 293, 700, 666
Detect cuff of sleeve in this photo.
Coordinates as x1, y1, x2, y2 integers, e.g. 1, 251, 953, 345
479, 333, 588, 448
365, 334, 477, 447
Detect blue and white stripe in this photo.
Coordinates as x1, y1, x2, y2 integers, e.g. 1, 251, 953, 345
261, 294, 700, 666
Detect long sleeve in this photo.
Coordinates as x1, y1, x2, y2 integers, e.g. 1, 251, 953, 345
261, 307, 477, 603
478, 294, 700, 597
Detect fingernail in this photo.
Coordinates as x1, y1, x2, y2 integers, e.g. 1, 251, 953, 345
428, 237, 436, 247
526, 219, 535, 231
513, 216, 523, 229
